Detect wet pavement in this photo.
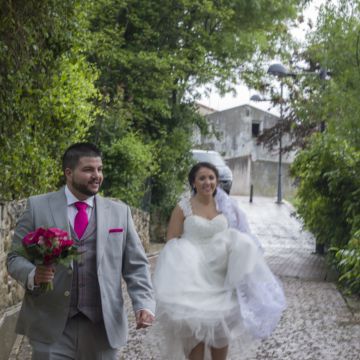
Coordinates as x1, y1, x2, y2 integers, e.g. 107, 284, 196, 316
9, 197, 360, 360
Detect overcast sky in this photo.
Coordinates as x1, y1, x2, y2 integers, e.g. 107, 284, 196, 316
197, 0, 325, 113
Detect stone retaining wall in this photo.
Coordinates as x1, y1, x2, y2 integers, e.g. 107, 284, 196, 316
0, 200, 27, 316
0, 200, 27, 360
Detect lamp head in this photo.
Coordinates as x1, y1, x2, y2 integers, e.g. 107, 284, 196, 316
267, 63, 289, 78
250, 94, 263, 102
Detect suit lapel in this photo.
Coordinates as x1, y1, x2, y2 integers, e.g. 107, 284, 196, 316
48, 188, 70, 234
95, 195, 110, 269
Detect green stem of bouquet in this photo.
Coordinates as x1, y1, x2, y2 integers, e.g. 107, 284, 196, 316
40, 281, 54, 292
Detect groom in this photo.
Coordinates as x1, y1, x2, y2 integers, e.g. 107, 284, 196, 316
7, 142, 155, 360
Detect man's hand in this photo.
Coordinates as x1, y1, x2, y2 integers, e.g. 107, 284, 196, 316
135, 309, 155, 329
34, 265, 55, 286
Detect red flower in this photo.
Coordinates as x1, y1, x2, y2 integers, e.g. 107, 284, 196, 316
43, 254, 54, 265
52, 247, 62, 257
22, 227, 47, 246
20, 227, 82, 291
60, 239, 74, 248
44, 228, 68, 238
22, 232, 35, 246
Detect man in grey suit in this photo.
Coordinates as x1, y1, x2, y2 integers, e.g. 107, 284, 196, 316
7, 142, 155, 360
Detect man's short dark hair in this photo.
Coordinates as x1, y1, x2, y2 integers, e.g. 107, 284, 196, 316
62, 142, 102, 171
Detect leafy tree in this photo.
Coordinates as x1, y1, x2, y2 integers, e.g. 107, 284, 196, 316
257, 0, 360, 153
86, 0, 304, 212
0, 0, 98, 200
0, 0, 305, 214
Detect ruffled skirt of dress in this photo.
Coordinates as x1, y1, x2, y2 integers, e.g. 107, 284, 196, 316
148, 229, 286, 360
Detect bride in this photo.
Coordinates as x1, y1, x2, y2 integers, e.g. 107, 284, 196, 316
152, 162, 286, 360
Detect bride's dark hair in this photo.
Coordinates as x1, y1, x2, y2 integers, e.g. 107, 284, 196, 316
188, 162, 219, 196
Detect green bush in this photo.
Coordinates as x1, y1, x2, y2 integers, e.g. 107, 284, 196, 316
330, 231, 360, 296
101, 132, 157, 208
291, 134, 360, 249
291, 133, 360, 295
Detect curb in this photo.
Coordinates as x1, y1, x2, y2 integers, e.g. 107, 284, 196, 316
343, 294, 360, 315
0, 304, 21, 360
8, 335, 24, 360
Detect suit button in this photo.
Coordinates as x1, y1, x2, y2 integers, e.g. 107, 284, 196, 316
64, 290, 70, 297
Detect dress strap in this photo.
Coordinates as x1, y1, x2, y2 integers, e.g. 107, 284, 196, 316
178, 196, 193, 217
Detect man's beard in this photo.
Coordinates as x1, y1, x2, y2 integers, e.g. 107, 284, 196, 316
71, 179, 100, 197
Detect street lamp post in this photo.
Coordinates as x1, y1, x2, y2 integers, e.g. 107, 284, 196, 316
266, 63, 292, 204
276, 81, 284, 204
250, 63, 291, 204
252, 63, 328, 204
252, 63, 330, 254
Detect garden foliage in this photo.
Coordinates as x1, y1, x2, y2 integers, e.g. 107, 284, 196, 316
291, 134, 360, 249
0, 1, 98, 199
289, 0, 360, 294
330, 231, 360, 295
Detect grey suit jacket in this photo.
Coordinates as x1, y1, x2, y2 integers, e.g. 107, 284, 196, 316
7, 188, 155, 348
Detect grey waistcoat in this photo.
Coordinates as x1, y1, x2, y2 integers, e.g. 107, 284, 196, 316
69, 206, 103, 323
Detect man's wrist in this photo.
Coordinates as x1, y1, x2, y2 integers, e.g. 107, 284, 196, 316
136, 308, 155, 317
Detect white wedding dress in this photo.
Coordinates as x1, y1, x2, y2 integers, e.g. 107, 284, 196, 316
151, 195, 286, 360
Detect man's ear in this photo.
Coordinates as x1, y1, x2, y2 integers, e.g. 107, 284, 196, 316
64, 168, 72, 180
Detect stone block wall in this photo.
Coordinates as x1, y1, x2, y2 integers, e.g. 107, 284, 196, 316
130, 206, 150, 252
0, 200, 27, 317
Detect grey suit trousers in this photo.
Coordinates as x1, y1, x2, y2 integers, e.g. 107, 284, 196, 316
30, 314, 118, 360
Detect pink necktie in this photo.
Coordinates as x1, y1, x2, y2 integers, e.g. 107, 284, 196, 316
74, 202, 88, 239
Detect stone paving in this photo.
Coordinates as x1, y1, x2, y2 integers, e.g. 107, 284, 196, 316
235, 197, 330, 281
9, 196, 360, 360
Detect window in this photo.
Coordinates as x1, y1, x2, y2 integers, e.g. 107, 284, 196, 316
252, 122, 260, 137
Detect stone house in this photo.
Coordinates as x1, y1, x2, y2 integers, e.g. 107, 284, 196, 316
194, 103, 297, 198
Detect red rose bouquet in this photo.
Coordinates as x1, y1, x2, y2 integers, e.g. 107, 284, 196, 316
21, 227, 81, 291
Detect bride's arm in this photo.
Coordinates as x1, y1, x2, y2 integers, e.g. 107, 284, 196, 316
166, 205, 185, 241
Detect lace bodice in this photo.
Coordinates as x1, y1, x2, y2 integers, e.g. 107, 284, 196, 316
179, 197, 228, 240
178, 189, 263, 250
